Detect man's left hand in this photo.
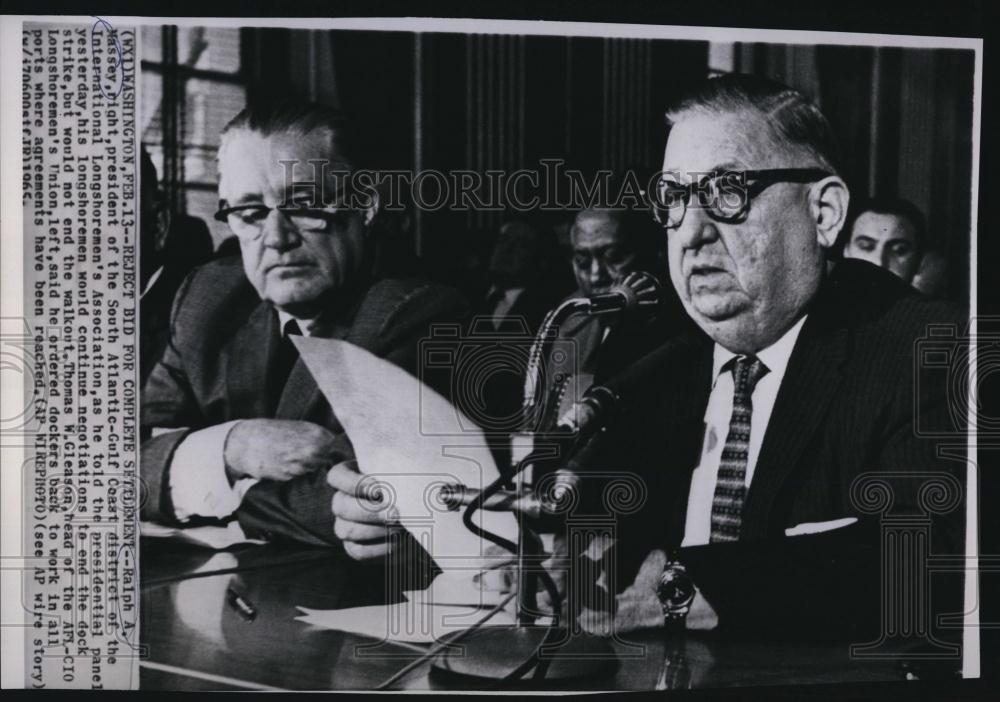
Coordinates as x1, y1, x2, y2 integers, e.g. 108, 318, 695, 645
577, 548, 719, 635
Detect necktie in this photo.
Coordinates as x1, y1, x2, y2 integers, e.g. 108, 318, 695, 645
269, 319, 302, 413
709, 355, 769, 543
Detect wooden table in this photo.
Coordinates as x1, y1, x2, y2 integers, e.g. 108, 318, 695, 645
139, 538, 924, 691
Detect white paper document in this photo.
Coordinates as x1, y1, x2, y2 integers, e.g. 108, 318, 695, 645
293, 336, 519, 573
140, 521, 266, 549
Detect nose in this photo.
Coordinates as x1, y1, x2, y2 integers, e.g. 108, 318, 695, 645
673, 206, 720, 251
878, 245, 894, 270
588, 258, 609, 285
260, 209, 301, 251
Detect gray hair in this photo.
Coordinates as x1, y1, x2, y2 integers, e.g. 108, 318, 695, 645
665, 73, 842, 175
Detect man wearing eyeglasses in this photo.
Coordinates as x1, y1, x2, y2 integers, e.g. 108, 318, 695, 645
141, 101, 467, 559
573, 74, 965, 642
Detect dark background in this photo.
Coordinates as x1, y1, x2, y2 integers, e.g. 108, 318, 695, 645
140, 28, 975, 303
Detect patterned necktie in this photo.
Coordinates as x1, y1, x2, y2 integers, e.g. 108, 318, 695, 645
709, 355, 769, 543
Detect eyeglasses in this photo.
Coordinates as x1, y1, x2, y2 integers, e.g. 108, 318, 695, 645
651, 168, 833, 231
213, 202, 355, 241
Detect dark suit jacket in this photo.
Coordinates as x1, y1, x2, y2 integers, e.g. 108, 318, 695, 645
580, 259, 967, 639
140, 256, 469, 547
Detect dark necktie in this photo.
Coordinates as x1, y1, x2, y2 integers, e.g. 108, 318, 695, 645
709, 355, 769, 543
269, 319, 302, 413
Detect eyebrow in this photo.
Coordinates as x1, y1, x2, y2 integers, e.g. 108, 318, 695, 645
223, 193, 264, 207
573, 242, 627, 254
661, 162, 748, 183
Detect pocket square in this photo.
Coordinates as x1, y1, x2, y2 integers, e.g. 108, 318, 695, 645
784, 517, 857, 537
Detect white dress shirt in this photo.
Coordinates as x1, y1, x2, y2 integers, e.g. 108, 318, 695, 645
168, 311, 318, 522
680, 315, 808, 547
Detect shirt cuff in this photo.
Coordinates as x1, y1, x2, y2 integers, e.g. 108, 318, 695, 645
169, 420, 260, 522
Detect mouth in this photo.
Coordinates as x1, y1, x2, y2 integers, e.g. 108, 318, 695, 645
688, 264, 728, 277
266, 261, 313, 275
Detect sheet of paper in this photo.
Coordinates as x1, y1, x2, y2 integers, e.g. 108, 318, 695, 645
404, 569, 511, 608
293, 337, 518, 576
140, 521, 265, 549
295, 603, 517, 644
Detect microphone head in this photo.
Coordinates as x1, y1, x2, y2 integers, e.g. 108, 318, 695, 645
612, 270, 661, 313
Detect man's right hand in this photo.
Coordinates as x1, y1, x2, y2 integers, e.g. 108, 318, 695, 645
223, 419, 338, 482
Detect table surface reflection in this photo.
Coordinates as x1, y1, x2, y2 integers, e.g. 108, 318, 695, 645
139, 538, 912, 691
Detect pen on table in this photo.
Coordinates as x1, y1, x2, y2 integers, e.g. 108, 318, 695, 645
226, 586, 257, 621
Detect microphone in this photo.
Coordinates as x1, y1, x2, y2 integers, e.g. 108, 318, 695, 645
442, 383, 624, 517
555, 384, 619, 443
578, 270, 661, 316
439, 471, 581, 519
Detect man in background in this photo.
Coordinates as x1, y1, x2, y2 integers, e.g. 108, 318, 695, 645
842, 196, 926, 284
534, 207, 685, 431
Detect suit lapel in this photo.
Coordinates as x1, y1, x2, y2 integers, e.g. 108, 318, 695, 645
659, 337, 714, 541
226, 301, 279, 419
742, 314, 850, 539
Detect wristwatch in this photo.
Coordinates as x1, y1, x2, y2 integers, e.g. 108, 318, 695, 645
655, 559, 696, 633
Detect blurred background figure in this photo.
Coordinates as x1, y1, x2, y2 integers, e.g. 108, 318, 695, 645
478, 219, 568, 334
842, 197, 927, 285
469, 218, 569, 472
911, 249, 951, 297
139, 145, 214, 385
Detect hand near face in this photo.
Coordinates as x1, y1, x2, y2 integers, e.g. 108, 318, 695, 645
224, 419, 338, 482
327, 460, 399, 561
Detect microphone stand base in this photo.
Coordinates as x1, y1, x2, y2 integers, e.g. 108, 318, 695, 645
430, 626, 618, 683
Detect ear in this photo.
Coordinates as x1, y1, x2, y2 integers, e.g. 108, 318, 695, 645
809, 176, 850, 250
360, 181, 381, 229
155, 205, 172, 251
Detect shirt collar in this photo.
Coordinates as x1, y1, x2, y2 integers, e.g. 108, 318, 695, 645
711, 314, 808, 385
277, 309, 321, 337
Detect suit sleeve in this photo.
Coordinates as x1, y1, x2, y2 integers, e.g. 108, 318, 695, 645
140, 271, 205, 524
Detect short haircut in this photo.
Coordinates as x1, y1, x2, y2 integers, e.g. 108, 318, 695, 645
848, 196, 927, 252
220, 100, 355, 169
664, 73, 843, 175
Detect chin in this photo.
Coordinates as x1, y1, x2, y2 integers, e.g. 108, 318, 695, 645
689, 292, 748, 321
265, 281, 333, 310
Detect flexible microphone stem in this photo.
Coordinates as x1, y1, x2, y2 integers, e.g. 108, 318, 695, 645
522, 298, 589, 426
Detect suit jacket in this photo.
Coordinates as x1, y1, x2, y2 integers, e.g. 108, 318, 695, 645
141, 256, 469, 547
580, 259, 967, 639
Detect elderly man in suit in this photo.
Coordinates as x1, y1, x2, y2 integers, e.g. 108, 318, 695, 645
141, 101, 467, 558
573, 74, 966, 641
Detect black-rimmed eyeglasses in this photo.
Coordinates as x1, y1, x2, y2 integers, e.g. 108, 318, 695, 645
651, 168, 833, 231
213, 202, 355, 240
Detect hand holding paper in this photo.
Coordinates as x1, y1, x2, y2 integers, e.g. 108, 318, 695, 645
328, 459, 400, 560
292, 336, 518, 571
